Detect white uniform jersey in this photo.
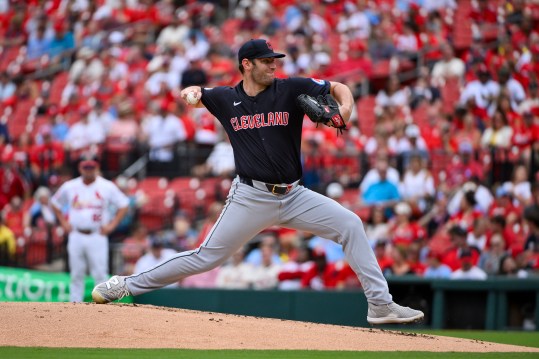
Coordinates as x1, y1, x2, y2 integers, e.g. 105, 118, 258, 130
51, 176, 129, 231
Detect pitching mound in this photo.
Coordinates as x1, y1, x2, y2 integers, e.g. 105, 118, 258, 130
0, 302, 537, 352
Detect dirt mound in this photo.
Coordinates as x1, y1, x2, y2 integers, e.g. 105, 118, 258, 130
0, 302, 537, 352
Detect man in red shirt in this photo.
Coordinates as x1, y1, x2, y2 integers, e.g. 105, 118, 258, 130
29, 125, 65, 188
445, 142, 484, 190
442, 225, 480, 271
0, 147, 29, 211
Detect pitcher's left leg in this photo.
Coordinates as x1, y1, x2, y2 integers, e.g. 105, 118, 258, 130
280, 187, 392, 305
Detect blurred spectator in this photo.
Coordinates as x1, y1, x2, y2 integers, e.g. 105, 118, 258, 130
459, 64, 500, 117
300, 248, 339, 290
442, 225, 481, 271
245, 233, 281, 267
450, 249, 487, 280
181, 266, 220, 288
364, 206, 390, 249
511, 111, 538, 164
360, 156, 401, 206
446, 190, 483, 233
447, 181, 493, 217
145, 56, 179, 97
445, 143, 484, 190
480, 108, 513, 149
2, 196, 24, 238
0, 147, 29, 211
191, 135, 235, 178
215, 247, 252, 289
108, 100, 136, 136
156, 11, 190, 48
192, 201, 224, 249
1, 11, 27, 48
0, 72, 16, 102
368, 25, 396, 61
276, 228, 301, 263
388, 202, 426, 248
395, 22, 419, 59
497, 67, 526, 112
63, 107, 106, 161
498, 254, 529, 278
384, 246, 414, 277
409, 69, 441, 110
180, 58, 208, 88
518, 82, 539, 115
89, 100, 115, 134
158, 213, 191, 251
26, 24, 52, 60
69, 47, 105, 82
503, 164, 532, 208
23, 186, 56, 229
141, 101, 186, 178
277, 244, 314, 290
375, 75, 409, 110
453, 112, 482, 153
29, 125, 65, 188
121, 224, 150, 275
431, 43, 465, 86
390, 124, 429, 167
248, 238, 282, 290
109, 176, 139, 241
336, 1, 371, 40
478, 234, 507, 276
373, 240, 393, 273
0, 215, 16, 261
133, 236, 177, 276
405, 242, 427, 275
467, 217, 488, 251
51, 115, 70, 142
400, 154, 434, 212
423, 252, 452, 279
398, 125, 429, 175
307, 233, 345, 264
360, 155, 400, 195
48, 22, 75, 62
522, 205, 539, 269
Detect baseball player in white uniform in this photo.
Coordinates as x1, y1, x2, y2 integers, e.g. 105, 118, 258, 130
51, 158, 129, 302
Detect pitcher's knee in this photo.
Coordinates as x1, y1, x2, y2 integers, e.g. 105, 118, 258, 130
339, 213, 366, 241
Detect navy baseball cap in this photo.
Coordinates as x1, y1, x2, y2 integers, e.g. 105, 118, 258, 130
238, 39, 285, 64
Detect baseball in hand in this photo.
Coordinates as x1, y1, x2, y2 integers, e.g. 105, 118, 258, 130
186, 91, 199, 105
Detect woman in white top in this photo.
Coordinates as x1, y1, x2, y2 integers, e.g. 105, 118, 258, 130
503, 164, 532, 207
375, 75, 410, 110
400, 154, 435, 212
480, 108, 513, 149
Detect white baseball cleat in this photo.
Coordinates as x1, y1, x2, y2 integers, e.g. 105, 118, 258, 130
92, 275, 131, 304
367, 302, 424, 325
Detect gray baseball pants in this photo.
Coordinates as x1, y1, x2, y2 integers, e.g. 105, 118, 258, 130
126, 176, 392, 305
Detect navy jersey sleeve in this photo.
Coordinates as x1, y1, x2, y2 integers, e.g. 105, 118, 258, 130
286, 77, 331, 100
200, 86, 230, 116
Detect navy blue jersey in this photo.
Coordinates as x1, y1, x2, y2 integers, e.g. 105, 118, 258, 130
201, 77, 330, 184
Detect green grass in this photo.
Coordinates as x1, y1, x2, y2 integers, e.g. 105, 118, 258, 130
408, 330, 539, 349
0, 349, 537, 359
2, 330, 538, 358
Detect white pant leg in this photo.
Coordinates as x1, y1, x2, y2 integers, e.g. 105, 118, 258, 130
85, 234, 109, 285
280, 186, 393, 305
67, 232, 87, 302
127, 180, 280, 295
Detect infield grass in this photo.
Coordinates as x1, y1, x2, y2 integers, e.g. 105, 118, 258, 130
2, 330, 538, 358
406, 330, 539, 349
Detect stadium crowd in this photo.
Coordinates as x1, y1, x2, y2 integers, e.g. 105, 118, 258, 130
0, 0, 539, 290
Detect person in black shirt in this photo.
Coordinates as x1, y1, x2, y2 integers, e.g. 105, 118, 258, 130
92, 39, 424, 325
